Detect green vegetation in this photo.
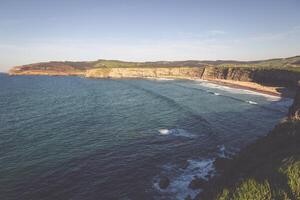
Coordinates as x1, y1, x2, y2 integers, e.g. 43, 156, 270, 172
232, 180, 272, 200
216, 189, 230, 200
281, 161, 300, 199
92, 60, 195, 69
210, 127, 300, 200
254, 56, 300, 69
13, 55, 300, 71
87, 56, 300, 70
93, 60, 139, 68
214, 160, 300, 200
217, 56, 300, 70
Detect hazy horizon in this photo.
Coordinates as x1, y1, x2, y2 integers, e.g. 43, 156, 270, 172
1, 0, 300, 72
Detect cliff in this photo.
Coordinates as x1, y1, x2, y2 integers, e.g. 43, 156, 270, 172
84, 67, 300, 97
9, 57, 300, 91
289, 86, 300, 120
85, 67, 204, 79
202, 67, 300, 87
85, 66, 300, 87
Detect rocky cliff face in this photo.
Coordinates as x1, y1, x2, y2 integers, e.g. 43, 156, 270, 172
289, 84, 300, 120
201, 67, 300, 87
85, 66, 300, 88
85, 67, 205, 79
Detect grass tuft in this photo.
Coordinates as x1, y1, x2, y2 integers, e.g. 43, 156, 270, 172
231, 179, 272, 200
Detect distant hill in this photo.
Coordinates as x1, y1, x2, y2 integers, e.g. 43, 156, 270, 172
9, 55, 300, 74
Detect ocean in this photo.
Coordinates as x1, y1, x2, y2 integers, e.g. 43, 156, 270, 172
0, 74, 292, 200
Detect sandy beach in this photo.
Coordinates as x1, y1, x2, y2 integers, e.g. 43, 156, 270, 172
202, 78, 295, 98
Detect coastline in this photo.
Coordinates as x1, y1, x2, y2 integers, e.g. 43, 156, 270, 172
145, 76, 294, 98
7, 72, 294, 98
201, 78, 293, 98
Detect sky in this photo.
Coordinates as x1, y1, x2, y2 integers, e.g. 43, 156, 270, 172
0, 0, 300, 72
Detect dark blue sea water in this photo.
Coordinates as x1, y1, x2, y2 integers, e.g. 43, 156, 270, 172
0, 74, 292, 200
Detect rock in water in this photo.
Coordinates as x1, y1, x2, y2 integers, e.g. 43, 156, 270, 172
188, 177, 207, 190
179, 160, 189, 170
159, 177, 170, 189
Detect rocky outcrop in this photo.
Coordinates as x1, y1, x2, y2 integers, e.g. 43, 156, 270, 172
159, 177, 170, 189
289, 84, 300, 120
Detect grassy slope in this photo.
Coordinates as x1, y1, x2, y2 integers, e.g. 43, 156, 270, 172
213, 121, 300, 200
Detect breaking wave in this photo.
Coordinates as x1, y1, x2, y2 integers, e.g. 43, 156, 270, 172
153, 159, 215, 200
158, 128, 196, 138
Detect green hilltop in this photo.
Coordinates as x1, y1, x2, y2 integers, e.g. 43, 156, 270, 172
11, 55, 300, 72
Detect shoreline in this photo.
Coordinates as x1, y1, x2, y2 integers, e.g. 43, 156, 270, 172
146, 76, 295, 98
7, 72, 295, 98
201, 79, 289, 97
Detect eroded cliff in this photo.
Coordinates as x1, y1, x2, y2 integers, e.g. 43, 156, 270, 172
84, 67, 300, 96
85, 67, 205, 79
202, 67, 300, 87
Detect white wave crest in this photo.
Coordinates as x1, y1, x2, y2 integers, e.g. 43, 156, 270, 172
158, 129, 196, 138
147, 77, 175, 81
197, 81, 282, 101
217, 145, 226, 158
246, 100, 258, 105
153, 159, 215, 200
217, 145, 239, 158
158, 129, 171, 135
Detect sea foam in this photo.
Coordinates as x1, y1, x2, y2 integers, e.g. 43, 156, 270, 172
153, 159, 215, 200
197, 81, 282, 101
158, 129, 196, 138
246, 100, 258, 105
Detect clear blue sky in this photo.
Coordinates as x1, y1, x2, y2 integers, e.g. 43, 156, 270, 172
0, 0, 300, 71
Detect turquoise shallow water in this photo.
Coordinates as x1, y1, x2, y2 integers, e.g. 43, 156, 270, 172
0, 74, 291, 199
